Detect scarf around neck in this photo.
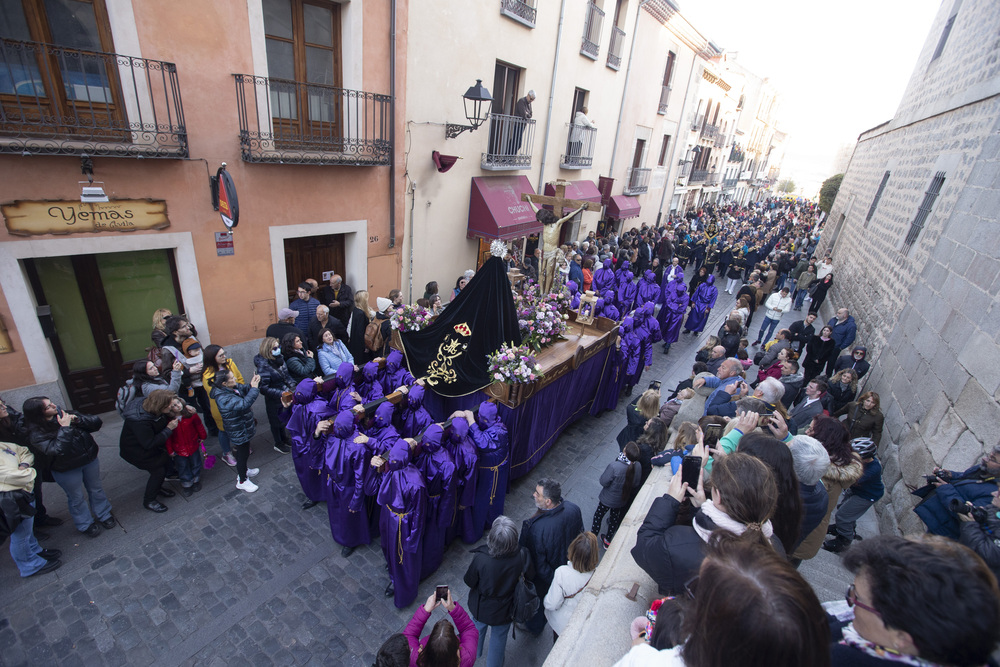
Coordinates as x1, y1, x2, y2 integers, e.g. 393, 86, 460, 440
691, 499, 774, 544
839, 623, 963, 667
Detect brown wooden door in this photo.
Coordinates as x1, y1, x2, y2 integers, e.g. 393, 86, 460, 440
24, 249, 183, 413
283, 234, 346, 301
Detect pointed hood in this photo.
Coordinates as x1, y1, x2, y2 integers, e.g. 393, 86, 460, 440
294, 378, 318, 404
477, 402, 498, 428
374, 402, 394, 429
333, 410, 356, 438
449, 418, 469, 443
386, 349, 404, 374
421, 423, 444, 452
335, 362, 354, 389
407, 385, 425, 408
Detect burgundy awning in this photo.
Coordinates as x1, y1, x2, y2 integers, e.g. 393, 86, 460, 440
607, 195, 641, 219
467, 176, 540, 240
542, 179, 603, 211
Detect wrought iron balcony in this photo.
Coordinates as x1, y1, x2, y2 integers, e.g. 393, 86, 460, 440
0, 39, 187, 157
690, 114, 704, 132
607, 26, 626, 70
581, 2, 605, 59
624, 167, 651, 195
723, 178, 738, 189
560, 123, 597, 169
701, 123, 721, 142
482, 113, 535, 170
500, 0, 537, 28
714, 133, 726, 148
705, 175, 720, 187
233, 74, 391, 166
689, 169, 708, 183
658, 85, 670, 114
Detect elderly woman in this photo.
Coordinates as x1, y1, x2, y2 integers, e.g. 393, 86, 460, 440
834, 391, 884, 446
789, 435, 831, 551
831, 536, 999, 667
463, 516, 522, 667
119, 389, 186, 513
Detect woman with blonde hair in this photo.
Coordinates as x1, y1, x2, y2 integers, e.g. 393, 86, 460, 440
347, 290, 374, 365
617, 388, 661, 450
827, 368, 859, 414
544, 532, 601, 639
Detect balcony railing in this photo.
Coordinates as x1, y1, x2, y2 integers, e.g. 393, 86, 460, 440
0, 39, 187, 157
701, 123, 721, 142
705, 175, 720, 187
581, 2, 605, 59
560, 123, 597, 169
234, 74, 390, 166
500, 0, 537, 28
740, 169, 752, 180
482, 112, 535, 170
723, 178, 738, 189
607, 26, 626, 70
658, 85, 670, 114
714, 133, 726, 148
690, 114, 704, 132
690, 169, 708, 183
624, 167, 651, 195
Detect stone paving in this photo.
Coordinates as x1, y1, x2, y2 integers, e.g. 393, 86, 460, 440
0, 285, 867, 667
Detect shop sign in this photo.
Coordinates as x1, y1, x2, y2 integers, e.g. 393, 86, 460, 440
1, 200, 169, 236
215, 231, 235, 256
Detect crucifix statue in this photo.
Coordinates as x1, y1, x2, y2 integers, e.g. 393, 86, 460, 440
522, 180, 601, 294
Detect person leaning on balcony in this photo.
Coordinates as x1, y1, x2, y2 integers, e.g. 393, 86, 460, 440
569, 106, 596, 157
509, 90, 535, 155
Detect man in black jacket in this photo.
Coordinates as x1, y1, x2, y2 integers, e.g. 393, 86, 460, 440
787, 313, 817, 353
519, 478, 583, 636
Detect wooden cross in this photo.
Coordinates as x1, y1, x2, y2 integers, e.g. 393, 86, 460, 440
522, 180, 601, 293
521, 180, 602, 216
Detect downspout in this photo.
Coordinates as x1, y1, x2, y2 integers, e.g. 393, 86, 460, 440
407, 181, 416, 301
608, 1, 648, 177
536, 0, 570, 193
656, 48, 698, 223
388, 0, 397, 249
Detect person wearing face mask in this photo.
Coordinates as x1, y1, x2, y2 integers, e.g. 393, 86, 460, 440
253, 337, 296, 465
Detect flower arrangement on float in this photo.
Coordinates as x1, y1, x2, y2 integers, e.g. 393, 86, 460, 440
514, 280, 570, 351
487, 342, 544, 384
390, 304, 432, 332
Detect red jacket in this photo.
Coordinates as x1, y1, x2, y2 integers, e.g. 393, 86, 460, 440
165, 413, 207, 457
756, 360, 783, 384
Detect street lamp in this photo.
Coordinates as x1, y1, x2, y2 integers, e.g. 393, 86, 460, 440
445, 79, 492, 139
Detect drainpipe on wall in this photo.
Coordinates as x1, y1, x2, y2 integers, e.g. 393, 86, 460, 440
407, 182, 416, 301
657, 48, 698, 223
388, 0, 397, 249
608, 1, 648, 178
536, 0, 570, 193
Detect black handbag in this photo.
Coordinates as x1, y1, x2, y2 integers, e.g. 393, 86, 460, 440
511, 548, 540, 636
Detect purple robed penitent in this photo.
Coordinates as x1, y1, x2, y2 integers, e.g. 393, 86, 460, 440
397, 385, 433, 438
616, 278, 638, 316
325, 410, 372, 548
358, 361, 384, 403
640, 303, 662, 367
469, 402, 510, 535
637, 270, 661, 308
286, 379, 337, 502
593, 258, 616, 294
444, 419, 479, 544
378, 440, 427, 609
327, 362, 360, 413
416, 425, 456, 579
620, 316, 643, 387
684, 274, 718, 333
658, 280, 689, 346
381, 350, 414, 395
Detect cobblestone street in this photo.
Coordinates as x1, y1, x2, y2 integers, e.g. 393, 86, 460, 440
0, 292, 863, 667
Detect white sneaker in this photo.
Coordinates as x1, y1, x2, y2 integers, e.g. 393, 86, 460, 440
247, 468, 259, 478
236, 478, 258, 493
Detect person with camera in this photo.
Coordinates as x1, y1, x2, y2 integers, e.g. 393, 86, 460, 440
402, 588, 478, 667
912, 446, 1000, 539
956, 488, 1000, 581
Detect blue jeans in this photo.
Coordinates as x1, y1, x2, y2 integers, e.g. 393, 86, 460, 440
473, 619, 511, 667
794, 287, 809, 310
757, 316, 780, 344
174, 451, 203, 487
51, 458, 113, 532
10, 501, 47, 577
217, 430, 232, 455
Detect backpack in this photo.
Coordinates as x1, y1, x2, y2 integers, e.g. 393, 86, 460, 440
364, 317, 385, 353
115, 379, 136, 417
511, 547, 540, 632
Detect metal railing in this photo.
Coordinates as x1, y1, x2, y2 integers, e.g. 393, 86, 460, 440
624, 167, 651, 195
705, 175, 720, 187
482, 112, 535, 170
500, 0, 537, 27
607, 26, 625, 70
560, 123, 597, 169
701, 123, 721, 142
581, 2, 605, 59
714, 133, 726, 148
658, 85, 670, 114
690, 114, 704, 132
723, 178, 738, 189
690, 169, 708, 183
0, 39, 187, 157
233, 74, 391, 166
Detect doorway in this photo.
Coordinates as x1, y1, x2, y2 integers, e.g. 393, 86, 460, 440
24, 249, 183, 413
283, 233, 346, 301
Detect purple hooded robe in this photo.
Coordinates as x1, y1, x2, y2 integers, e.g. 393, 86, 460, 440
637, 270, 661, 307
621, 316, 643, 387
658, 277, 689, 346
685, 274, 718, 333
641, 303, 662, 367
592, 257, 616, 293
416, 424, 457, 579
381, 349, 415, 395
616, 273, 638, 315
444, 419, 479, 544
326, 362, 360, 413
378, 439, 427, 608
358, 361, 384, 403
325, 410, 373, 547
397, 385, 433, 438
599, 289, 621, 321
469, 402, 510, 534
286, 379, 337, 502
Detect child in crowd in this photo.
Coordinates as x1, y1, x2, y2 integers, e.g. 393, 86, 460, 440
165, 404, 207, 497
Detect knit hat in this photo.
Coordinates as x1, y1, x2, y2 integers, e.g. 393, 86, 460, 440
181, 338, 201, 358
376, 297, 392, 312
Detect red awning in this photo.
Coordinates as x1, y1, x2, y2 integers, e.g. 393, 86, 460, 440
542, 180, 603, 211
467, 176, 539, 240
607, 195, 641, 219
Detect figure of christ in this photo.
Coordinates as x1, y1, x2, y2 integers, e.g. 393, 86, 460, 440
527, 202, 587, 294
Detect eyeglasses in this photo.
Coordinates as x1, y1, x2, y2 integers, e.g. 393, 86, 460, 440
846, 584, 880, 617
